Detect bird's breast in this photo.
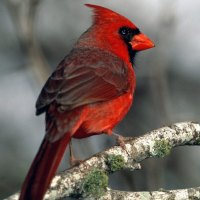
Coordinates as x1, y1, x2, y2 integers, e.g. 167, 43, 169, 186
73, 92, 133, 138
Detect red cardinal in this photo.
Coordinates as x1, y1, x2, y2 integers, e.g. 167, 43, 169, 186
19, 4, 154, 200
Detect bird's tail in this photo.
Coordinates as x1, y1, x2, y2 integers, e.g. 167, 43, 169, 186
19, 133, 71, 200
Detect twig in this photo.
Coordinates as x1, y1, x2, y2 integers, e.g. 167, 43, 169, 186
5, 121, 200, 200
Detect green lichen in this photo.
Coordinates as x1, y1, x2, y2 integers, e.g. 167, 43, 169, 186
196, 138, 200, 145
153, 140, 171, 158
106, 154, 125, 172
81, 168, 108, 198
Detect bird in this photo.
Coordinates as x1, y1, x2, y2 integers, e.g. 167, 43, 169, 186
19, 4, 154, 200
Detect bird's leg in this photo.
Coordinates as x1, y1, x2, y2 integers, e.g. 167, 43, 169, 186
112, 132, 131, 155
69, 140, 82, 166
112, 132, 127, 150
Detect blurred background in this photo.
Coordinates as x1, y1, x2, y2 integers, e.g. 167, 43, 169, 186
1, 0, 200, 199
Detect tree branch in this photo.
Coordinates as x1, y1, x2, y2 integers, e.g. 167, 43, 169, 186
5, 121, 200, 200
98, 187, 200, 200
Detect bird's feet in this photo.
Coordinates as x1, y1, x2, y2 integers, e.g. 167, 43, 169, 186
70, 156, 83, 167
112, 132, 127, 152
69, 140, 83, 167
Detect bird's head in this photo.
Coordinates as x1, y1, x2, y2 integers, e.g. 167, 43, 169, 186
79, 4, 155, 65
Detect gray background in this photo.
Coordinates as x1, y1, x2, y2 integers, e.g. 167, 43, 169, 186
1, 0, 200, 198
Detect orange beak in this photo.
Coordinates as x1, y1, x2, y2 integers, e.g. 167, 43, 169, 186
130, 33, 155, 51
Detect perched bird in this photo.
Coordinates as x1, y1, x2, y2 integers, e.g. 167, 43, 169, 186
19, 4, 154, 200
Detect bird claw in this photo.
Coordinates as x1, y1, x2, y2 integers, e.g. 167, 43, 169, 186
112, 133, 129, 154
70, 157, 83, 167
116, 135, 126, 150
69, 140, 83, 167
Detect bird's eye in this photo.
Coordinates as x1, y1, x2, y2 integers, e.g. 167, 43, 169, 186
119, 27, 140, 42
119, 27, 129, 36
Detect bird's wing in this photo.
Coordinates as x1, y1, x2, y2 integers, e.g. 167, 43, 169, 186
36, 48, 130, 115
